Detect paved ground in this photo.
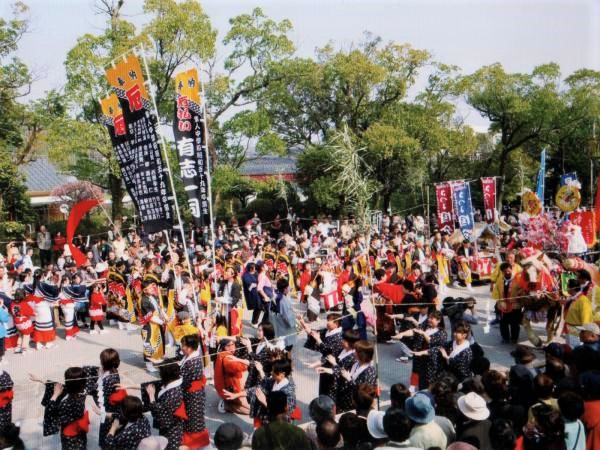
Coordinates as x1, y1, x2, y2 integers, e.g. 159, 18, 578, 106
6, 283, 550, 449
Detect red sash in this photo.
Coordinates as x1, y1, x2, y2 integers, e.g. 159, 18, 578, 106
108, 389, 127, 405
187, 377, 206, 393
182, 429, 210, 448
0, 390, 13, 408
290, 405, 302, 421
173, 402, 189, 420
62, 411, 90, 437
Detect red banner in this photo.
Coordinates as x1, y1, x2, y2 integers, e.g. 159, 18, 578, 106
595, 176, 600, 232
67, 199, 102, 266
569, 210, 596, 248
481, 177, 496, 224
435, 183, 454, 234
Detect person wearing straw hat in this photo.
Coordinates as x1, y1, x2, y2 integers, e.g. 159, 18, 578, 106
405, 392, 447, 449
456, 392, 492, 449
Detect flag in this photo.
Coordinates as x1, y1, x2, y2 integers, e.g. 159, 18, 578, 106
104, 53, 174, 233
560, 172, 577, 186
435, 183, 454, 234
172, 68, 212, 228
536, 149, 546, 206
481, 177, 496, 224
452, 182, 474, 242
569, 210, 596, 247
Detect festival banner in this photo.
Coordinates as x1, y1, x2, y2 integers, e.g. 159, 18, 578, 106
481, 177, 496, 224
435, 183, 454, 234
104, 54, 174, 233
560, 172, 577, 186
172, 68, 211, 228
452, 182, 475, 241
536, 149, 546, 206
595, 175, 600, 232
569, 210, 596, 248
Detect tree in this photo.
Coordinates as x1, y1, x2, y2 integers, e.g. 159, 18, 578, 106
0, 148, 34, 238
460, 63, 566, 205
50, 181, 104, 209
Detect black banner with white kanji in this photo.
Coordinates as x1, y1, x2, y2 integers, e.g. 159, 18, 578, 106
173, 69, 211, 228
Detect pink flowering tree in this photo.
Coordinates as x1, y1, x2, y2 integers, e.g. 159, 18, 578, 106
51, 181, 104, 209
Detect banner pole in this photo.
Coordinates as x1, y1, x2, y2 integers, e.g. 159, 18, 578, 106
196, 74, 218, 275
138, 46, 197, 299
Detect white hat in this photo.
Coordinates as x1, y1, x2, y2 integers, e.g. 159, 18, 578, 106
577, 323, 600, 335
457, 392, 489, 421
366, 410, 387, 439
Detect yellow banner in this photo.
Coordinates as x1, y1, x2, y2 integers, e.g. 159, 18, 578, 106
99, 93, 122, 119
174, 68, 201, 106
105, 54, 149, 112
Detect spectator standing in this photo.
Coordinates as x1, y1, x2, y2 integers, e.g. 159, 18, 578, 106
37, 225, 52, 267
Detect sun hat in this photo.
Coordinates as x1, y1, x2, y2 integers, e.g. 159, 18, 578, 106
457, 392, 490, 421
366, 410, 387, 439
404, 392, 435, 424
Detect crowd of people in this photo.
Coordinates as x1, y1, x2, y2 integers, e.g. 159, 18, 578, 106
0, 210, 598, 449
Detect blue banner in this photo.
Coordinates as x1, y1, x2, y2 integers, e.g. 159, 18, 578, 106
452, 182, 474, 242
560, 172, 577, 186
536, 149, 546, 206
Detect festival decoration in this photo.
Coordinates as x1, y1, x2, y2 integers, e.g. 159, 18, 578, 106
435, 183, 454, 234
66, 199, 102, 266
451, 182, 474, 241
104, 53, 174, 233
568, 210, 596, 247
560, 172, 577, 186
555, 184, 581, 212
519, 213, 569, 251
173, 68, 212, 228
481, 177, 496, 224
522, 190, 542, 216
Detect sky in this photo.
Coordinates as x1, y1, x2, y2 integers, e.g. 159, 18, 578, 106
4, 0, 600, 130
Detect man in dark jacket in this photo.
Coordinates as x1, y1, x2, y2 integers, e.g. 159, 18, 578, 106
242, 263, 261, 327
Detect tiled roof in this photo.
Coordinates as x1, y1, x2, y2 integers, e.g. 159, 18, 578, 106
19, 156, 77, 193
240, 156, 297, 176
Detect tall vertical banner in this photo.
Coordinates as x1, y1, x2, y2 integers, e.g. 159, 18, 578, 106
435, 183, 454, 234
594, 175, 600, 232
172, 69, 211, 228
536, 149, 546, 206
452, 182, 475, 241
104, 54, 174, 233
481, 177, 496, 224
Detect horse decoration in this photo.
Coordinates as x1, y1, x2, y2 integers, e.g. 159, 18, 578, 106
510, 247, 561, 347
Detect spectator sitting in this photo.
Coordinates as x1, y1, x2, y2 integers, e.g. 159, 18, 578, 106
390, 383, 411, 409
405, 392, 447, 449
316, 418, 341, 450
305, 395, 339, 449
380, 407, 420, 449
456, 392, 492, 449
214, 423, 246, 450
338, 412, 367, 450
251, 391, 311, 450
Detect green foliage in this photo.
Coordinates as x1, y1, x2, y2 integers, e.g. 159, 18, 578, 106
0, 147, 33, 238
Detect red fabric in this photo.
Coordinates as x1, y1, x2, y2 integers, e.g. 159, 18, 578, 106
62, 411, 90, 437
583, 400, 600, 450
321, 290, 342, 310
66, 199, 102, 266
53, 235, 66, 252
0, 390, 13, 408
230, 308, 241, 336
4, 335, 18, 349
33, 328, 55, 343
253, 417, 262, 429
64, 325, 79, 337
187, 377, 206, 393
290, 405, 302, 421
299, 271, 312, 300
214, 353, 246, 398
514, 436, 524, 450
108, 389, 127, 405
108, 282, 126, 298
373, 283, 404, 304
410, 373, 419, 388
173, 401, 188, 420
337, 270, 351, 300
90, 292, 107, 308
182, 429, 210, 448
